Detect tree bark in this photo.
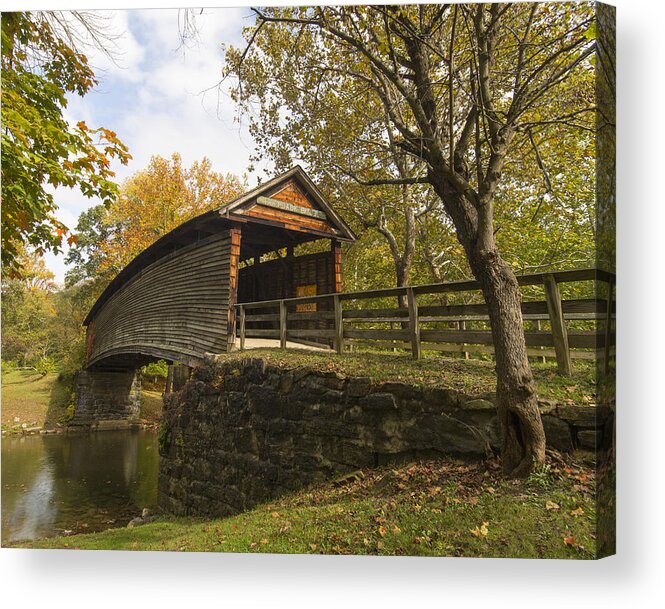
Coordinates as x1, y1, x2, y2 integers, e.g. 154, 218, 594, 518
470, 249, 546, 477
432, 180, 546, 477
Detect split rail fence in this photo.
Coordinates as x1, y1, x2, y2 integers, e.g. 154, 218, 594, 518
235, 268, 615, 375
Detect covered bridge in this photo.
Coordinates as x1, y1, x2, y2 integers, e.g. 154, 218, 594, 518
74, 166, 356, 426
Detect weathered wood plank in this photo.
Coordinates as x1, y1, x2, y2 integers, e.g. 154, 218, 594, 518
543, 274, 572, 375
407, 287, 421, 360
343, 307, 409, 319
333, 294, 344, 354
286, 329, 335, 339
87, 233, 233, 365
239, 305, 246, 350
280, 300, 287, 349
344, 329, 411, 340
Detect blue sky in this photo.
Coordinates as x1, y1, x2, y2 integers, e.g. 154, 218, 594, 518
43, 7, 270, 283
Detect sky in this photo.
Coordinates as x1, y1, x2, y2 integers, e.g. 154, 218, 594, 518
42, 7, 269, 284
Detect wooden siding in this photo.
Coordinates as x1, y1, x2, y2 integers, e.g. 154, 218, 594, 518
237, 250, 338, 347
238, 178, 338, 238
238, 250, 337, 304
272, 179, 316, 210
242, 204, 336, 236
86, 232, 233, 367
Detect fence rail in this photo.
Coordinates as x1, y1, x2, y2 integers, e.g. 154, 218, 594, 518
234, 268, 615, 375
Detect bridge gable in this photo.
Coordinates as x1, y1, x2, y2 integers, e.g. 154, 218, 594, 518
219, 167, 355, 242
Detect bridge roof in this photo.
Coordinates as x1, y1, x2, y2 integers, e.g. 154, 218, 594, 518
84, 166, 356, 326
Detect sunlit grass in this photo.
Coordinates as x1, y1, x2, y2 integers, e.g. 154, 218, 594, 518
17, 455, 597, 558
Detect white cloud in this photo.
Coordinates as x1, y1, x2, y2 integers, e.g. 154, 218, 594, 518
46, 7, 267, 284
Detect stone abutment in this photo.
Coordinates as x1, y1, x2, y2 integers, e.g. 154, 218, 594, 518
158, 357, 612, 518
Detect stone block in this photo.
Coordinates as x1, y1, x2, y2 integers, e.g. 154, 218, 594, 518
555, 405, 598, 427
247, 384, 280, 416
347, 376, 371, 397
578, 430, 603, 450
462, 398, 495, 411
359, 392, 397, 411
422, 387, 461, 412
537, 399, 558, 415
235, 427, 259, 456
377, 381, 423, 401
319, 372, 347, 391
542, 415, 574, 452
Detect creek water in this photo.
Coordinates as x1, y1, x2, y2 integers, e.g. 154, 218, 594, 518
1, 430, 158, 543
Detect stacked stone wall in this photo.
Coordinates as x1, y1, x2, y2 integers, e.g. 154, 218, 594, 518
72, 369, 142, 428
158, 358, 611, 516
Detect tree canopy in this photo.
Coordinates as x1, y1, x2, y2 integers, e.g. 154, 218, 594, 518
225, 3, 599, 476
1, 11, 131, 277
65, 153, 245, 284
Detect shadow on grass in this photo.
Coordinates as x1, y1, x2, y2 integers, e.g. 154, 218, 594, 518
3, 371, 46, 385
44, 374, 76, 429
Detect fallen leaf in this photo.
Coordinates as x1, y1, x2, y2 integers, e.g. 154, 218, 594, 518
392, 525, 401, 534
271, 511, 280, 518
378, 525, 388, 537
470, 522, 489, 537
486, 486, 496, 494
468, 496, 479, 505
563, 535, 577, 546
570, 507, 585, 517
546, 501, 560, 511
310, 543, 317, 551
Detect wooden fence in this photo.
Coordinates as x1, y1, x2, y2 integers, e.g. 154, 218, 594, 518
235, 268, 615, 375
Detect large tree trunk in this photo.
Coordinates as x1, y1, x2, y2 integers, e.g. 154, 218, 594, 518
430, 176, 546, 477
470, 249, 546, 477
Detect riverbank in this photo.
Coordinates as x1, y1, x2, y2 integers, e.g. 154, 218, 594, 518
1, 369, 72, 433
1, 369, 164, 435
15, 453, 597, 558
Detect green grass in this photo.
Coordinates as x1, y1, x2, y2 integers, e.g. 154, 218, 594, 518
1, 369, 73, 430
16, 454, 597, 558
140, 389, 163, 424
221, 349, 597, 404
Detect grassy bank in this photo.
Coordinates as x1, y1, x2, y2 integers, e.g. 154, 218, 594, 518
18, 453, 597, 558
1, 369, 73, 430
1, 368, 164, 431
140, 389, 164, 424
220, 349, 597, 405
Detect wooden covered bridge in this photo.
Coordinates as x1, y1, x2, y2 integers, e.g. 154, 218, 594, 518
73, 167, 357, 425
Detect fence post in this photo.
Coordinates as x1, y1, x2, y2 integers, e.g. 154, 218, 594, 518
407, 287, 421, 360
535, 319, 546, 363
238, 305, 246, 351
543, 274, 572, 375
458, 320, 469, 359
604, 278, 614, 374
279, 300, 287, 349
333, 294, 344, 354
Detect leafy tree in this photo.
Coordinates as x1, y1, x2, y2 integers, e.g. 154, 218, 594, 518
228, 3, 597, 476
1, 11, 131, 277
64, 204, 112, 287
65, 154, 245, 281
1, 247, 58, 367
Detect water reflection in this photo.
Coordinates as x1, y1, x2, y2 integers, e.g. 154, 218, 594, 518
1, 430, 158, 543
